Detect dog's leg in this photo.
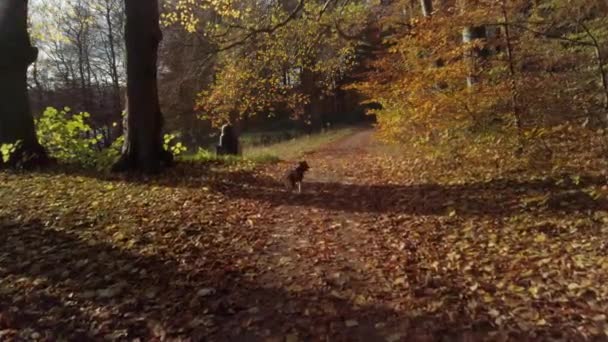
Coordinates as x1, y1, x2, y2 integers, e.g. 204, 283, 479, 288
297, 182, 302, 194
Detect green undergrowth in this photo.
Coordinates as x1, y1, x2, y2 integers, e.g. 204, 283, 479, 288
181, 127, 355, 167
243, 127, 354, 161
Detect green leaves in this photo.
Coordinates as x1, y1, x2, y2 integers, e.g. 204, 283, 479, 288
32, 108, 190, 169
163, 133, 188, 157
0, 141, 21, 163
36, 107, 99, 166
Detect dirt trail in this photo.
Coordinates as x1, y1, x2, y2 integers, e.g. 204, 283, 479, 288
304, 129, 375, 183
212, 129, 413, 341
3, 128, 605, 340
314, 128, 374, 153
221, 129, 607, 341
3, 124, 607, 341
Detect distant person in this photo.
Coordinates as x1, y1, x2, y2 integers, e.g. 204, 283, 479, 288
216, 124, 239, 156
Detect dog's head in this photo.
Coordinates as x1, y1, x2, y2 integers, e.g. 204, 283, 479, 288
298, 161, 310, 172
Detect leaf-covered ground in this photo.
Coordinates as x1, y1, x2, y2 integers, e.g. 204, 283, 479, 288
1, 129, 608, 341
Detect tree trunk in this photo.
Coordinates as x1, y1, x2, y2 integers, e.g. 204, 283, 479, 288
580, 23, 608, 113
104, 0, 123, 129
112, 0, 172, 173
501, 1, 524, 150
462, 25, 487, 87
420, 0, 433, 17
32, 61, 45, 110
301, 68, 323, 133
76, 30, 90, 112
0, 0, 49, 168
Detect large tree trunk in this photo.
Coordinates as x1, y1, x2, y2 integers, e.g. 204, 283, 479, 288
112, 0, 172, 173
0, 0, 49, 168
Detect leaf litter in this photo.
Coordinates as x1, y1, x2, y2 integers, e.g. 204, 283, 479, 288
0, 129, 607, 341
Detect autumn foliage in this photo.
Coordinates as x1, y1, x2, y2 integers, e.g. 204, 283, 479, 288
2, 0, 608, 340
357, 0, 608, 169
162, 0, 367, 127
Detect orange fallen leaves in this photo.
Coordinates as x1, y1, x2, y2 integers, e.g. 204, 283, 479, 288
0, 130, 607, 340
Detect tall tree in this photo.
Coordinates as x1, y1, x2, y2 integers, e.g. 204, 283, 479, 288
98, 0, 124, 125
27, 0, 125, 147
0, 0, 49, 167
112, 0, 171, 173
166, 0, 367, 130
420, 0, 433, 17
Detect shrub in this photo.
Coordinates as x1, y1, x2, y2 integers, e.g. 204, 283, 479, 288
36, 107, 99, 166
95, 135, 124, 170
163, 133, 188, 157
1, 141, 21, 163
33, 107, 189, 170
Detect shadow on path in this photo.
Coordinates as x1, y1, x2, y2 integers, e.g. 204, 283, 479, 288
0, 216, 413, 341
211, 172, 606, 217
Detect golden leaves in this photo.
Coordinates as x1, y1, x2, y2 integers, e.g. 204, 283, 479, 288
167, 0, 366, 125
2, 127, 608, 339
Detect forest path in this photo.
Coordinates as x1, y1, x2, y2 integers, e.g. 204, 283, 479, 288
3, 128, 606, 341
211, 128, 420, 341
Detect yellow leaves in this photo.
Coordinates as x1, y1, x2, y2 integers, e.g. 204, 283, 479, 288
393, 276, 407, 286
168, 0, 365, 124
601, 257, 608, 270
528, 285, 539, 298
163, 0, 241, 31
469, 282, 479, 292
592, 314, 607, 323
534, 233, 548, 243
567, 282, 579, 291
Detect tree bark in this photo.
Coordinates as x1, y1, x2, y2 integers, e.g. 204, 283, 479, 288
420, 0, 433, 17
0, 0, 49, 168
103, 0, 123, 127
501, 1, 524, 150
580, 23, 608, 113
112, 0, 172, 173
32, 61, 45, 109
462, 25, 487, 87
301, 68, 323, 133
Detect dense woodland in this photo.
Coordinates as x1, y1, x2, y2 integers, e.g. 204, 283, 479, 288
1, 0, 608, 340
1, 0, 607, 173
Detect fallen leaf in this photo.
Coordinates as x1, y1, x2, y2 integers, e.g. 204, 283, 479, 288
197, 288, 216, 297
345, 320, 358, 327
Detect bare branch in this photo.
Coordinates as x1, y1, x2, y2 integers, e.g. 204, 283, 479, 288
485, 21, 594, 47
213, 0, 306, 53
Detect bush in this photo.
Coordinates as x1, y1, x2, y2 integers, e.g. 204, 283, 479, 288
95, 135, 124, 170
36, 107, 99, 166
34, 107, 189, 170
189, 148, 241, 164
164, 133, 188, 157
1, 141, 21, 163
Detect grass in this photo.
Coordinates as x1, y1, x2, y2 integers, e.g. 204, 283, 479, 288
238, 129, 303, 147
181, 127, 355, 166
243, 127, 354, 161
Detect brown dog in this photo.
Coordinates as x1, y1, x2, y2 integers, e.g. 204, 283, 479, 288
285, 161, 310, 193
